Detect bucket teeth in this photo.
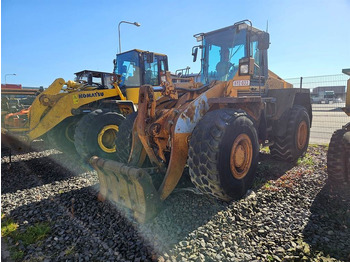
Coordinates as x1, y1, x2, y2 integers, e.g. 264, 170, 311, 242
90, 156, 161, 223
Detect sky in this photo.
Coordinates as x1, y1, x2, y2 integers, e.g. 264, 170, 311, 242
1, 0, 350, 87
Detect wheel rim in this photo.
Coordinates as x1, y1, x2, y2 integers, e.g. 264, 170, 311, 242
230, 134, 253, 179
98, 125, 119, 153
297, 120, 308, 150
65, 121, 76, 143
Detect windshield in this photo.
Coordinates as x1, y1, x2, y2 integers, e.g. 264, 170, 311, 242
115, 50, 141, 87
201, 27, 247, 84
75, 74, 103, 85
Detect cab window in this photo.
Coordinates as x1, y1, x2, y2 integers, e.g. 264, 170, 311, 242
116, 51, 141, 87
144, 56, 159, 86
250, 40, 261, 76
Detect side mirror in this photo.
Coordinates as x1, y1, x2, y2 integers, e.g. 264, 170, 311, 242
192, 47, 198, 62
113, 59, 117, 72
146, 52, 154, 63
258, 33, 270, 50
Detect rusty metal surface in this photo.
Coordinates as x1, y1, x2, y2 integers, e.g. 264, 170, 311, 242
90, 156, 161, 223
208, 96, 262, 104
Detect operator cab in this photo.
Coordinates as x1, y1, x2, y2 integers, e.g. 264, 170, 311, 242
192, 20, 269, 86
114, 49, 168, 87
114, 49, 168, 103
74, 70, 114, 89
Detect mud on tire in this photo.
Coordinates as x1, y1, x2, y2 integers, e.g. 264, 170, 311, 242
188, 109, 259, 201
327, 127, 350, 185
270, 105, 310, 162
74, 109, 125, 160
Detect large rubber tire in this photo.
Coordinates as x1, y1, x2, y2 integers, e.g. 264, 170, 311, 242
188, 109, 259, 201
74, 109, 125, 160
114, 112, 137, 162
270, 105, 310, 162
327, 128, 350, 185
45, 116, 79, 153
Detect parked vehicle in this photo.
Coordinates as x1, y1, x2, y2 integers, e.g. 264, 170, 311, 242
91, 20, 312, 222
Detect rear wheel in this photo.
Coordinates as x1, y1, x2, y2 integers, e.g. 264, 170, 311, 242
327, 127, 350, 185
188, 109, 259, 201
74, 109, 125, 160
46, 116, 79, 153
270, 105, 310, 162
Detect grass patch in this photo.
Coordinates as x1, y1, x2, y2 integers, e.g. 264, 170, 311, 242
264, 180, 272, 189
309, 143, 329, 149
14, 222, 51, 246
1, 216, 19, 237
1, 215, 51, 261
260, 146, 270, 154
297, 153, 315, 167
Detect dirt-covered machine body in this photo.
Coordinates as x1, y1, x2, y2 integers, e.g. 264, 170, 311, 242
91, 20, 312, 222
327, 69, 350, 186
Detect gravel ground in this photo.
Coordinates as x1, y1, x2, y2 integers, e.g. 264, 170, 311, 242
1, 140, 350, 261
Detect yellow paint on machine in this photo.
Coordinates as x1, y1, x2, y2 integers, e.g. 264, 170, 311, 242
126, 87, 162, 104
27, 80, 120, 141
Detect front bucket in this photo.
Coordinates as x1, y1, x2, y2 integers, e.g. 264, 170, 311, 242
90, 156, 161, 223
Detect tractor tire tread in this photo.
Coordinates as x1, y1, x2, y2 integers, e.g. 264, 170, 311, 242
114, 112, 137, 162
188, 109, 257, 201
270, 105, 310, 162
327, 128, 350, 185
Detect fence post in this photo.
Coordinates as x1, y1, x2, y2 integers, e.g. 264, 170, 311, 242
300, 77, 303, 91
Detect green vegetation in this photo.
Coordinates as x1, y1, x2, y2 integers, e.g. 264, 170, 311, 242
260, 146, 270, 154
1, 214, 51, 261
264, 180, 272, 189
309, 143, 329, 150
1, 215, 19, 237
297, 153, 315, 167
15, 222, 51, 246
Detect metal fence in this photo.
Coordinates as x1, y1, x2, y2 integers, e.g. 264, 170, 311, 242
285, 74, 349, 144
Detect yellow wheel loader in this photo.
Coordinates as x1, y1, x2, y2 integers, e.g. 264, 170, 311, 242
327, 68, 350, 186
2, 49, 169, 160
91, 20, 313, 222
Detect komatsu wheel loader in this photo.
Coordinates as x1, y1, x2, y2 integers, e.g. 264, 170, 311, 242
2, 49, 169, 160
91, 20, 313, 222
327, 68, 350, 187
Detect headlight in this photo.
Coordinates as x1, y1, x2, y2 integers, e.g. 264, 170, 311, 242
240, 64, 249, 75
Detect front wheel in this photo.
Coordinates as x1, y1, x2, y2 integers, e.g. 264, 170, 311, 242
188, 109, 259, 201
74, 109, 125, 160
